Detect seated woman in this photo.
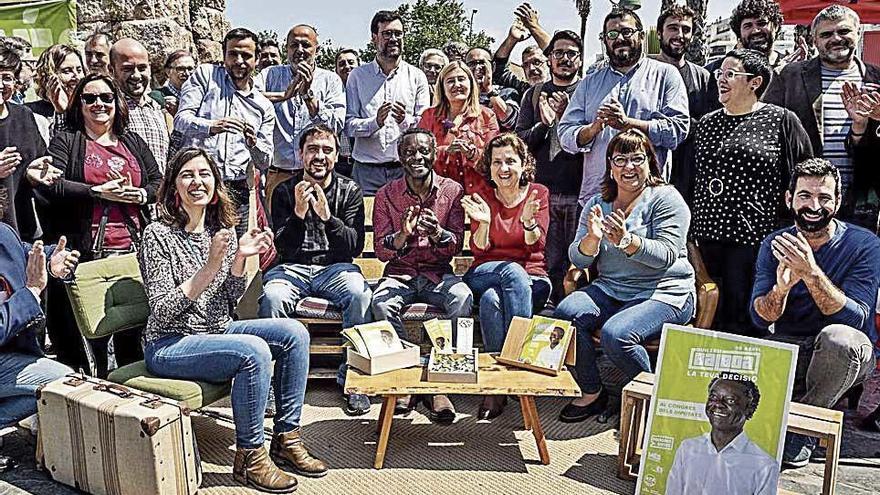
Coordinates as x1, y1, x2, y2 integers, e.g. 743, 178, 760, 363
554, 129, 695, 422
418, 60, 499, 194
461, 133, 550, 420
139, 149, 327, 494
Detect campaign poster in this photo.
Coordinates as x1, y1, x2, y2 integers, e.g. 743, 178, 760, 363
636, 325, 798, 495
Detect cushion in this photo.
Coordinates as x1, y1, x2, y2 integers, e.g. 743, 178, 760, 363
295, 297, 343, 321
108, 361, 230, 411
65, 253, 149, 339
400, 303, 446, 321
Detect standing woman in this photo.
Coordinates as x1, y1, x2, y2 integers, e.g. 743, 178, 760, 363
41, 73, 161, 373
140, 148, 326, 493
692, 49, 812, 336
461, 133, 550, 420
27, 44, 84, 129
419, 60, 499, 194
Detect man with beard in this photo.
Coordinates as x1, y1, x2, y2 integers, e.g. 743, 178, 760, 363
705, 0, 788, 112
335, 49, 360, 177
257, 38, 282, 72
465, 47, 520, 131
765, 5, 880, 223
751, 159, 880, 467
259, 124, 373, 417
371, 128, 472, 422
515, 30, 584, 307
256, 24, 345, 210
654, 4, 710, 206
493, 3, 551, 98
174, 28, 275, 232
109, 39, 170, 174
84, 32, 111, 76
558, 7, 688, 205
666, 374, 777, 495
344, 10, 430, 196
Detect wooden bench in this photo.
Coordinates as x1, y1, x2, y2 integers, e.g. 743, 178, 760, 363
619, 372, 844, 495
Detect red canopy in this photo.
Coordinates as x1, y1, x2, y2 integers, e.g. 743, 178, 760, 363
779, 0, 880, 24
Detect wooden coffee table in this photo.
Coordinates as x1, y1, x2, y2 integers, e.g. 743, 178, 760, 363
345, 353, 581, 469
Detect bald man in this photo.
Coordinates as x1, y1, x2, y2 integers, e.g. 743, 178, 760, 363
255, 24, 345, 207
109, 38, 170, 174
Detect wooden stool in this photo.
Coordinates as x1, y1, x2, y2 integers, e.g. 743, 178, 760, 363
618, 372, 844, 495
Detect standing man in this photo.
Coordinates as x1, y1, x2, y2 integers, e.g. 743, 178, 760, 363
654, 4, 711, 206
371, 128, 472, 422
493, 3, 551, 97
750, 159, 880, 467
344, 10, 430, 196
764, 5, 880, 222
516, 30, 584, 307
83, 32, 111, 76
259, 124, 372, 417
109, 38, 171, 174
465, 47, 520, 131
558, 7, 689, 205
705, 0, 790, 112
174, 28, 275, 232
335, 49, 360, 178
256, 24, 346, 209
158, 50, 196, 116
257, 38, 282, 72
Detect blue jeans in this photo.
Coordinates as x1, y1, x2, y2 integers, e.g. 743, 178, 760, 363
463, 261, 551, 353
259, 262, 372, 328
555, 284, 694, 394
371, 274, 473, 337
0, 353, 72, 427
144, 319, 310, 449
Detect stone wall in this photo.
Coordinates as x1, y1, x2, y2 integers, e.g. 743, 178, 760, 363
76, 0, 231, 76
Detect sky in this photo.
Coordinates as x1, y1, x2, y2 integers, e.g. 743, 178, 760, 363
227, 0, 732, 62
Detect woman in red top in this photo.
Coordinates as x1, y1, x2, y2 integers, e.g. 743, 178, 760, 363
461, 133, 550, 419
418, 61, 498, 194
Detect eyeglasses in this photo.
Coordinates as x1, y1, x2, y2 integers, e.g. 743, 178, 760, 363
603, 28, 641, 40
551, 49, 581, 60
0, 75, 16, 86
465, 59, 489, 68
713, 68, 755, 81
81, 92, 115, 105
611, 154, 647, 168
522, 58, 548, 68
380, 30, 404, 40
171, 65, 194, 74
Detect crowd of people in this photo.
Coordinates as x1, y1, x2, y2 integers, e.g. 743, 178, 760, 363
1, 0, 880, 491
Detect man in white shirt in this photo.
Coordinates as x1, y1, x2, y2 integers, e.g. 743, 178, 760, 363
344, 10, 430, 196
535, 326, 565, 369
665, 373, 778, 495
256, 24, 346, 208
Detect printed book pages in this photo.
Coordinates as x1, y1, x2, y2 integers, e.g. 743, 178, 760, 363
342, 321, 404, 358
516, 316, 573, 371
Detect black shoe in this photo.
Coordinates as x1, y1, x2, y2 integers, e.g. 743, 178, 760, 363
559, 389, 608, 423
860, 402, 880, 431
0, 454, 17, 472
394, 395, 417, 415
423, 395, 456, 425
343, 393, 371, 416
477, 396, 507, 420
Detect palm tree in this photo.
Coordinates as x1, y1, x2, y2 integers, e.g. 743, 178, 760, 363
575, 0, 591, 75
686, 0, 709, 65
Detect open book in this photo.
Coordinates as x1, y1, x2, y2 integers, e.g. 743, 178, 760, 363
342, 321, 404, 358
516, 316, 573, 371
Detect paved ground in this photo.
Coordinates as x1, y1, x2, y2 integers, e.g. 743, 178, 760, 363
2, 369, 880, 495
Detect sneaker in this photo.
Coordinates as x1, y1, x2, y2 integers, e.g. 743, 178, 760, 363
782, 433, 816, 468
343, 393, 371, 416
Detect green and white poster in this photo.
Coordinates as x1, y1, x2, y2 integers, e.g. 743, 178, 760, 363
0, 0, 76, 56
636, 325, 798, 495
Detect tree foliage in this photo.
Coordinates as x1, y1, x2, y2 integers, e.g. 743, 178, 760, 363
315, 0, 493, 71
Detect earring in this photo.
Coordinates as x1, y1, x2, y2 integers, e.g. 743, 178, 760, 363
174, 192, 181, 207
210, 193, 219, 205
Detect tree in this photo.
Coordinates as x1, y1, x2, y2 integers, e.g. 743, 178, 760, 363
686, 0, 709, 65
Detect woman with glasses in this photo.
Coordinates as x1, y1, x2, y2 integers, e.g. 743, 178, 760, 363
692, 49, 812, 336
554, 129, 695, 422
418, 60, 499, 193
157, 50, 196, 115
40, 73, 161, 373
26, 44, 84, 128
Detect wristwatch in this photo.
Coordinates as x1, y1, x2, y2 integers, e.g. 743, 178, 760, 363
617, 232, 634, 250
303, 89, 316, 102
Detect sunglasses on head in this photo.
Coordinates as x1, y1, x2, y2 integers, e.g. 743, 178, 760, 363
81, 92, 115, 105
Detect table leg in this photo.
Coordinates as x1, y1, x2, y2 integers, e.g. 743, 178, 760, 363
524, 396, 550, 465
618, 393, 636, 480
823, 430, 841, 495
374, 394, 397, 469
519, 396, 533, 431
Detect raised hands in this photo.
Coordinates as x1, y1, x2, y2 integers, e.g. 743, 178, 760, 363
237, 227, 274, 258
461, 193, 491, 225
46, 75, 70, 113
401, 205, 421, 237
602, 208, 628, 246
514, 3, 541, 34
417, 207, 442, 240
597, 98, 628, 130
206, 228, 234, 272
520, 189, 541, 226
25, 240, 47, 295
771, 232, 818, 280
293, 181, 331, 221
577, 204, 604, 256
48, 236, 80, 279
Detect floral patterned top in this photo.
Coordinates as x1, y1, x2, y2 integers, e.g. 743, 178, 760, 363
418, 106, 499, 194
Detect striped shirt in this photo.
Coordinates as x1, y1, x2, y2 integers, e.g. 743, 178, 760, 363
821, 63, 861, 194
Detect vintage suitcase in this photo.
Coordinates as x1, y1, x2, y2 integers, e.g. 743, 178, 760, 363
36, 374, 201, 495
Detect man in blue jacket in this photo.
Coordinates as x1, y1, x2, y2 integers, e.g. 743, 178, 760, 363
0, 205, 79, 471
750, 158, 880, 468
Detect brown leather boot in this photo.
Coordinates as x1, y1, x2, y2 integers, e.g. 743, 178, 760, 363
233, 446, 298, 493
270, 428, 329, 478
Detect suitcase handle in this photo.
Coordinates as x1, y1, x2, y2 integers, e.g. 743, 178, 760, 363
93, 383, 133, 398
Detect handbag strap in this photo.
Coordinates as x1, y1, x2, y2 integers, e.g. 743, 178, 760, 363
91, 201, 142, 258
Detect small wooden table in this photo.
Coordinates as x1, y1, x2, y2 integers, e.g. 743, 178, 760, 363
345, 353, 581, 469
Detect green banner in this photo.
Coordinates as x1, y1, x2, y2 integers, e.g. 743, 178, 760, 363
0, 0, 76, 56
636, 325, 798, 495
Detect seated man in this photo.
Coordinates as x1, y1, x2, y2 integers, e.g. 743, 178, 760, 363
371, 128, 473, 423
258, 124, 373, 416
750, 158, 880, 467
0, 217, 79, 471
